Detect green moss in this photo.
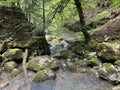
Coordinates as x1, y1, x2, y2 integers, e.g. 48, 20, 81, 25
87, 40, 99, 51
84, 51, 90, 58
27, 59, 42, 71
74, 60, 88, 66
33, 70, 48, 82
67, 62, 76, 71
4, 61, 17, 72
11, 68, 21, 77
96, 11, 111, 21
114, 60, 120, 66
87, 68, 98, 76
2, 48, 22, 60
88, 57, 100, 66
27, 56, 59, 71
60, 50, 73, 59
33, 68, 55, 82
102, 63, 117, 73
98, 63, 117, 78
96, 43, 120, 60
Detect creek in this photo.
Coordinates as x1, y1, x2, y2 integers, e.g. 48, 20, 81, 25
0, 40, 113, 90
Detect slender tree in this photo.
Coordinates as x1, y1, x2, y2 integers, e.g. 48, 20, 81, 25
43, 0, 45, 31
74, 0, 90, 42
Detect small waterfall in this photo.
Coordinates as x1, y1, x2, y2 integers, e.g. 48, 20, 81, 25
50, 40, 68, 55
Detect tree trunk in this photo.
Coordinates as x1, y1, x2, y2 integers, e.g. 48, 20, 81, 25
74, 0, 90, 43
43, 0, 45, 31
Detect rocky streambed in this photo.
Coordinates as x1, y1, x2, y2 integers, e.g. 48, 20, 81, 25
0, 69, 113, 90
0, 39, 120, 90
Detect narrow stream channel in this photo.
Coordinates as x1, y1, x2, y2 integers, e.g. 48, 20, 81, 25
0, 41, 113, 90
2, 70, 113, 90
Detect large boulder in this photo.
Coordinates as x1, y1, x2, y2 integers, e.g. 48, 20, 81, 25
27, 55, 59, 71
96, 42, 120, 61
33, 68, 55, 82
74, 60, 88, 67
98, 63, 118, 80
88, 56, 100, 66
0, 6, 50, 55
2, 48, 22, 61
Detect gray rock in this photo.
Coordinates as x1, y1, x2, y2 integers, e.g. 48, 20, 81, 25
33, 68, 55, 82
4, 61, 17, 72
98, 63, 118, 79
96, 42, 120, 61
2, 48, 22, 61
27, 55, 59, 71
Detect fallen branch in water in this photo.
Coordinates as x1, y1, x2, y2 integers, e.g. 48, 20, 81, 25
22, 49, 31, 90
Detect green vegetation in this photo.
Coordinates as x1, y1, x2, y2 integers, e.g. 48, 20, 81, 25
1, 0, 120, 87
0, 0, 120, 42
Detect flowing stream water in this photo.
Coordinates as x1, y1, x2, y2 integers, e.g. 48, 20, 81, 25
0, 41, 113, 90
1, 70, 113, 90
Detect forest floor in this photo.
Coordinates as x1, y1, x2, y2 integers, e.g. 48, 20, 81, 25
90, 15, 120, 41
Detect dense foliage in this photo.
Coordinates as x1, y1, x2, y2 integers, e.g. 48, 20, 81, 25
0, 0, 120, 41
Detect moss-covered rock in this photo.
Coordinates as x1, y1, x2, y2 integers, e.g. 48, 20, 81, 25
98, 63, 117, 79
60, 50, 73, 59
27, 55, 59, 71
87, 40, 99, 51
87, 68, 98, 76
60, 62, 68, 70
96, 42, 120, 61
74, 60, 88, 66
4, 61, 17, 72
11, 68, 21, 77
2, 48, 22, 61
0, 6, 50, 55
70, 42, 85, 58
88, 57, 100, 66
114, 60, 120, 66
33, 68, 55, 82
67, 62, 76, 71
